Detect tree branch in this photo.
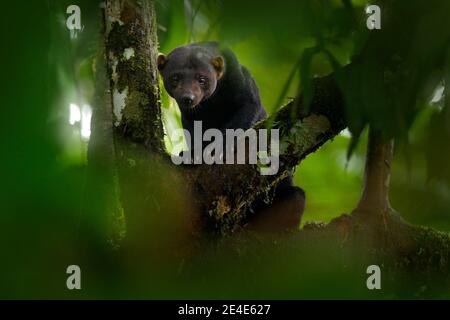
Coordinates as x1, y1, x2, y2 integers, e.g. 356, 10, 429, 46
183, 74, 346, 234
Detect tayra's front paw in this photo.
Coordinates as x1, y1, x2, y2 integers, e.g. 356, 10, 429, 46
246, 186, 306, 233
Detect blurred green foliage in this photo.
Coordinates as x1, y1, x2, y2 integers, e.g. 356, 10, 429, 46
0, 0, 449, 298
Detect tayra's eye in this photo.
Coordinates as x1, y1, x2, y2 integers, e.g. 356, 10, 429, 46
170, 74, 181, 85
198, 76, 208, 86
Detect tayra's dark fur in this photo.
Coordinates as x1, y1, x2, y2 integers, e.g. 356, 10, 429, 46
182, 46, 266, 135
158, 42, 305, 232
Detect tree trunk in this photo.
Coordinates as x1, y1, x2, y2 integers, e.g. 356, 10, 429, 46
354, 128, 396, 221
102, 0, 167, 244
82, 36, 123, 248
103, 0, 164, 152
343, 127, 405, 250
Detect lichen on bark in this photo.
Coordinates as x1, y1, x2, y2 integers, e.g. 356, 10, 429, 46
104, 0, 164, 153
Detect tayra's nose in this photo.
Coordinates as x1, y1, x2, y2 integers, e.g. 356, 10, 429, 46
181, 95, 195, 107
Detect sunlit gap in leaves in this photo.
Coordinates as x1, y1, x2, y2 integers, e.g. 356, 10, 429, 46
69, 103, 92, 140
430, 83, 445, 107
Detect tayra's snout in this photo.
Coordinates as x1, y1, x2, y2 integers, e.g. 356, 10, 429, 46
181, 94, 195, 108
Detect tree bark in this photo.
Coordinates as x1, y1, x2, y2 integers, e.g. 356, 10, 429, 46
102, 0, 169, 244
104, 0, 164, 152
356, 128, 394, 214
347, 127, 406, 240
83, 42, 124, 248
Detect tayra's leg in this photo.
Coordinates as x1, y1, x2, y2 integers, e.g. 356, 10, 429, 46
246, 176, 305, 233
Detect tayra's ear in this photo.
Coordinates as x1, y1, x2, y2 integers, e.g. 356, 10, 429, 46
211, 56, 225, 80
157, 54, 167, 71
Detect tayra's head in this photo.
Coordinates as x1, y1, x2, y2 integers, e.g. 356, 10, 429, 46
157, 45, 225, 113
